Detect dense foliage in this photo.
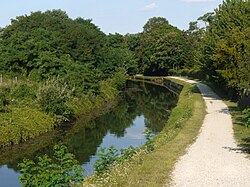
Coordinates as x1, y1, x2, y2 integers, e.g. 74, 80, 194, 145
0, 10, 136, 91
0, 10, 133, 147
125, 0, 249, 104
125, 17, 187, 76
19, 145, 84, 187
200, 0, 250, 98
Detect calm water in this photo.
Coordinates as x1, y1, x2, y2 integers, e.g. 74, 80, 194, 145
0, 81, 178, 187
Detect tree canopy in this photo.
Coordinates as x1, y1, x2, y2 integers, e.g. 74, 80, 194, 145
200, 0, 250, 95
0, 10, 137, 92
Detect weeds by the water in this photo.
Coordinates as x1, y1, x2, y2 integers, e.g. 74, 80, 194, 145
93, 128, 154, 175
0, 71, 126, 147
19, 144, 84, 187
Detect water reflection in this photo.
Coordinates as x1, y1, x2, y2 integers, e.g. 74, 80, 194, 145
0, 80, 178, 186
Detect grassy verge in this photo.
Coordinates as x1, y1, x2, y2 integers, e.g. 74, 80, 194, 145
83, 78, 206, 186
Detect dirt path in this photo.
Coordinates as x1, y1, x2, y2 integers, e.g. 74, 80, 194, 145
170, 77, 250, 187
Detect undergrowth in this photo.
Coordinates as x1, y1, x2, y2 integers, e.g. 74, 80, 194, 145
0, 70, 126, 147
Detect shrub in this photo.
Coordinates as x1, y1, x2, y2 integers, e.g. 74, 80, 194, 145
0, 92, 9, 108
0, 86, 10, 110
144, 128, 155, 152
19, 145, 84, 187
242, 108, 250, 127
11, 83, 36, 100
111, 68, 127, 90
38, 79, 72, 120
99, 79, 118, 99
94, 146, 119, 175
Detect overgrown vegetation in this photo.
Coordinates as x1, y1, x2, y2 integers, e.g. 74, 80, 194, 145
19, 144, 84, 187
93, 128, 153, 175
83, 78, 206, 186
0, 10, 131, 147
242, 108, 250, 128
0, 71, 126, 147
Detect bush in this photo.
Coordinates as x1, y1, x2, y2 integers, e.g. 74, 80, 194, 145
11, 83, 36, 100
111, 68, 127, 90
0, 86, 10, 110
242, 108, 250, 127
94, 146, 119, 174
19, 145, 84, 187
38, 79, 72, 120
98, 69, 127, 100
144, 128, 155, 152
0, 92, 9, 108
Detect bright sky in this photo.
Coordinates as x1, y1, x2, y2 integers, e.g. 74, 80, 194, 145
0, 0, 223, 34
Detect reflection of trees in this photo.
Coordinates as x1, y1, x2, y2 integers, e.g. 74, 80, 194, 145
0, 80, 177, 173
100, 102, 140, 137
125, 81, 178, 133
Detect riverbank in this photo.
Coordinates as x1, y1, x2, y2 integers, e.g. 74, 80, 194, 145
83, 77, 206, 186
0, 96, 120, 167
0, 73, 125, 148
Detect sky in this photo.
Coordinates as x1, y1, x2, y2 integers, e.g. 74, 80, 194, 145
0, 0, 223, 34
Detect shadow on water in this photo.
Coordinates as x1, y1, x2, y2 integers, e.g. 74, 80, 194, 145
0, 80, 178, 185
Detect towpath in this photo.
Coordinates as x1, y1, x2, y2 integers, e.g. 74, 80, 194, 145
170, 77, 250, 187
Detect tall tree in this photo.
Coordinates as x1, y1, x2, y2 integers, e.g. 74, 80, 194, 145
143, 17, 169, 33
201, 0, 250, 96
138, 17, 186, 75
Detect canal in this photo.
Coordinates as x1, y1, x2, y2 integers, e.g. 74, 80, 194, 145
0, 80, 178, 186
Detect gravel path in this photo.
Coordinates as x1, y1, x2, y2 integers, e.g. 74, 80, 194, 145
170, 77, 250, 187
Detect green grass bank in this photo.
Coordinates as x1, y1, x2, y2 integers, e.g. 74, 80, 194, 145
0, 72, 125, 147
83, 77, 206, 186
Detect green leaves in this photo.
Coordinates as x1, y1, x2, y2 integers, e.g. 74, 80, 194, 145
37, 78, 72, 120
201, 0, 250, 94
242, 108, 250, 128
143, 17, 169, 33
94, 146, 120, 174
19, 145, 84, 187
137, 18, 186, 75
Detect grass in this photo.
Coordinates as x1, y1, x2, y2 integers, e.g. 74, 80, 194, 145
228, 103, 250, 155
83, 78, 206, 187
0, 76, 124, 147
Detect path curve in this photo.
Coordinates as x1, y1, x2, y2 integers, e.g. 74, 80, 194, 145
170, 77, 250, 187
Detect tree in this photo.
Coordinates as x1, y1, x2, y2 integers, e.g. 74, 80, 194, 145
0, 10, 106, 88
201, 0, 250, 97
138, 17, 186, 75
143, 17, 169, 33
98, 33, 138, 76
